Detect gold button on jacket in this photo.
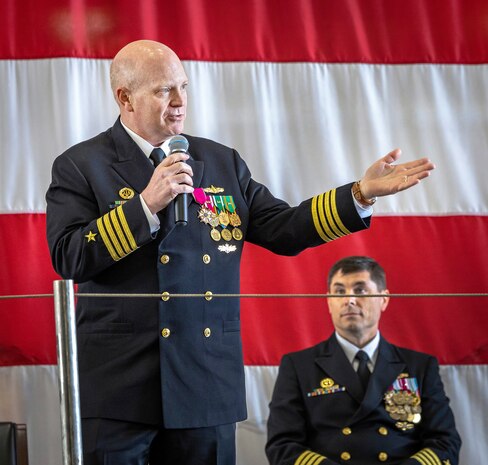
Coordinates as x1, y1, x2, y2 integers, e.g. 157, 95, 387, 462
161, 328, 171, 338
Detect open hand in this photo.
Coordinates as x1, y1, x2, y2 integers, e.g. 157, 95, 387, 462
359, 149, 435, 199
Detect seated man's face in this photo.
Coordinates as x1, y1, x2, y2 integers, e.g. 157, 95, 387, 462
327, 270, 389, 343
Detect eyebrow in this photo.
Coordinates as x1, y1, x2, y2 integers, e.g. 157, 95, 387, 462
332, 281, 368, 288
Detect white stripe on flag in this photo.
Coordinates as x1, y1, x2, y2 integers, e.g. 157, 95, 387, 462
1, 59, 487, 213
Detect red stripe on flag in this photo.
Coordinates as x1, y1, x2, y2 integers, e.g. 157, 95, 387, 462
0, 214, 59, 366
241, 215, 488, 366
1, 214, 487, 366
1, 0, 488, 62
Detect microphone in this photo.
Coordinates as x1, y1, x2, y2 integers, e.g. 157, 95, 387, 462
168, 135, 190, 226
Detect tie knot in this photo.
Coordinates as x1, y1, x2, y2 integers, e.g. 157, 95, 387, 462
355, 350, 369, 362
150, 148, 165, 167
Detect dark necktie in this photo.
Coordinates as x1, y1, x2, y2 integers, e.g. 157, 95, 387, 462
150, 148, 165, 167
355, 350, 371, 392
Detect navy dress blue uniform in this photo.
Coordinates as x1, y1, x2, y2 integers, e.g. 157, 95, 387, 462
46, 118, 369, 440
266, 334, 461, 465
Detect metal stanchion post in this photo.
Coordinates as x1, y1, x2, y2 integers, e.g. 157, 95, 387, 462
54, 279, 83, 465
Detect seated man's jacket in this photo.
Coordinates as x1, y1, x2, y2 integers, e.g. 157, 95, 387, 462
266, 334, 461, 465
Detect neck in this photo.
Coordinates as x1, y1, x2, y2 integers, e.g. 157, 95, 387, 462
340, 331, 377, 349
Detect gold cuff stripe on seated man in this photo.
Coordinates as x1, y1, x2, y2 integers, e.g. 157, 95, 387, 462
96, 205, 138, 261
294, 450, 326, 465
311, 189, 351, 242
411, 447, 441, 465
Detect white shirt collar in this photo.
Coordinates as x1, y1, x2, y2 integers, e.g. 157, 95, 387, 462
120, 121, 170, 157
335, 331, 380, 367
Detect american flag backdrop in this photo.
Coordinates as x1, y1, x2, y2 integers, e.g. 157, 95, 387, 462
1, 1, 487, 464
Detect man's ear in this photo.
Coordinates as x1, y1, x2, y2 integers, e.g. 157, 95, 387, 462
116, 88, 133, 111
380, 289, 390, 313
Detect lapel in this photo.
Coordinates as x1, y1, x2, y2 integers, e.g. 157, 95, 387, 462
314, 335, 364, 404
111, 119, 154, 194
349, 336, 406, 424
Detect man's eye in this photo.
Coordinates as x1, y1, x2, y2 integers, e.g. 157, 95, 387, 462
354, 288, 367, 295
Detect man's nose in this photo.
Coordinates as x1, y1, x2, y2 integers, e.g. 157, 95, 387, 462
171, 89, 184, 106
343, 293, 357, 305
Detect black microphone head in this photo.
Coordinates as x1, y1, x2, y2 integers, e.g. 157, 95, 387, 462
168, 135, 189, 153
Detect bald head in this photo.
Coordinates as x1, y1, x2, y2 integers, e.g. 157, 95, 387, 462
110, 40, 181, 95
110, 40, 189, 144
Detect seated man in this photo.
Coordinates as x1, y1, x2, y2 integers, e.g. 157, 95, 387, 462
266, 256, 461, 465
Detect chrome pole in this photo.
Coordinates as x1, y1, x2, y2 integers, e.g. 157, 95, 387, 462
54, 279, 83, 465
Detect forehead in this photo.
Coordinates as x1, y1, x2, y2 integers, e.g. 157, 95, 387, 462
128, 55, 187, 93
144, 57, 187, 83
329, 270, 376, 287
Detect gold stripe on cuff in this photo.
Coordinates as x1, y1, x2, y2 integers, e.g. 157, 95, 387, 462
115, 205, 137, 250
103, 212, 124, 258
411, 448, 441, 465
96, 205, 138, 262
328, 188, 351, 236
312, 189, 351, 242
110, 208, 131, 255
96, 216, 120, 261
294, 450, 326, 465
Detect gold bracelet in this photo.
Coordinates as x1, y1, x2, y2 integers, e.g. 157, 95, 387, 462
352, 181, 376, 206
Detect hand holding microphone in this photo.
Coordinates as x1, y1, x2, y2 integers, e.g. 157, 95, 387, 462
140, 135, 193, 220
168, 135, 190, 226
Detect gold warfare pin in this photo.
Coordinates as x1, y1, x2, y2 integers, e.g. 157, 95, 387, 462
119, 187, 135, 200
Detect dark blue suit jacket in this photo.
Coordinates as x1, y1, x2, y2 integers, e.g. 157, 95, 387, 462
266, 334, 461, 465
46, 118, 370, 428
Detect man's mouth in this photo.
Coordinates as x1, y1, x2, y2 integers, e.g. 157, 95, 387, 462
342, 308, 362, 317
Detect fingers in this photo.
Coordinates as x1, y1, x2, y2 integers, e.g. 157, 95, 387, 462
143, 154, 194, 213
397, 177, 421, 192
172, 172, 194, 192
406, 158, 435, 170
156, 154, 193, 178
401, 164, 435, 183
163, 152, 190, 165
381, 148, 402, 164
397, 169, 433, 192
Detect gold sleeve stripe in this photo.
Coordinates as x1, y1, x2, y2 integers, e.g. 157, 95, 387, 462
312, 194, 333, 242
294, 450, 326, 465
328, 188, 351, 237
96, 205, 139, 262
324, 190, 347, 239
110, 209, 131, 255
97, 216, 120, 261
115, 205, 137, 250
318, 191, 339, 241
411, 448, 441, 465
311, 189, 351, 243
103, 212, 125, 258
